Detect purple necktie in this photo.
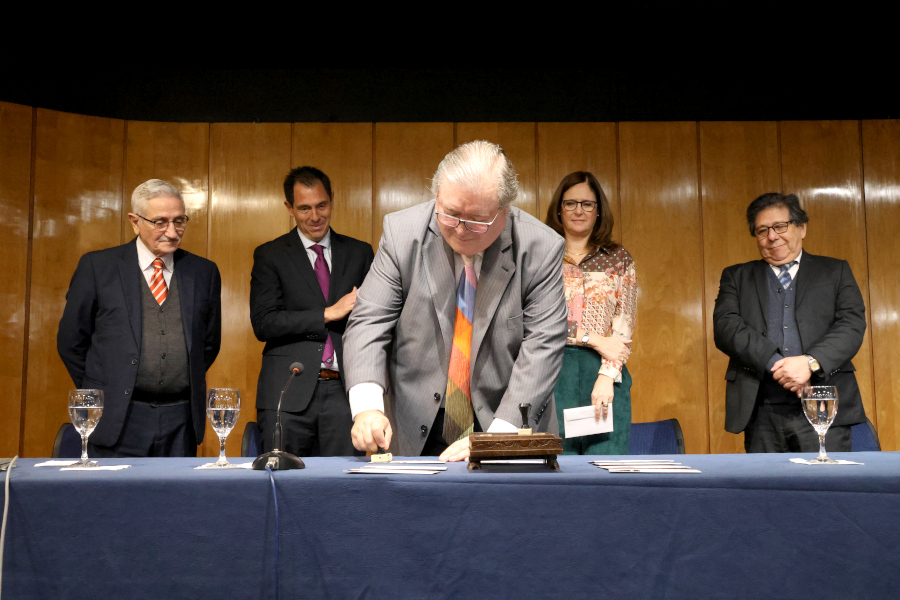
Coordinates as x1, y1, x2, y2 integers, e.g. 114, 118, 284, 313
311, 244, 335, 366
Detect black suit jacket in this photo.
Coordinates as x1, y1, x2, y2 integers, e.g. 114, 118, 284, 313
713, 253, 866, 433
57, 239, 222, 447
250, 229, 374, 412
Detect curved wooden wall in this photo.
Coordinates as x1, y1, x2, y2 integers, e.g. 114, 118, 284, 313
1, 101, 896, 457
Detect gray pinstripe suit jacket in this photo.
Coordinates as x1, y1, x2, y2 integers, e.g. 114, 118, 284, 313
343, 200, 568, 456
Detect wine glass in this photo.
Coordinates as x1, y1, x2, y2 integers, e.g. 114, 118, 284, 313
68, 389, 104, 467
801, 386, 839, 464
207, 388, 240, 467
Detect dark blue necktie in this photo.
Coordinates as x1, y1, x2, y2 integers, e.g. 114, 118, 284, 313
778, 261, 797, 289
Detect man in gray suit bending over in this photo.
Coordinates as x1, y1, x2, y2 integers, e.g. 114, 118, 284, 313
714, 193, 867, 452
343, 140, 568, 461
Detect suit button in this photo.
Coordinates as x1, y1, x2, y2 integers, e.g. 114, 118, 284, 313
433, 393, 441, 402
160, 330, 166, 335
421, 425, 428, 436
125, 389, 130, 395
161, 353, 167, 360
131, 359, 137, 365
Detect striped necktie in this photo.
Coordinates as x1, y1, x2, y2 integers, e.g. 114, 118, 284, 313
443, 255, 477, 444
778, 261, 797, 289
149, 258, 168, 305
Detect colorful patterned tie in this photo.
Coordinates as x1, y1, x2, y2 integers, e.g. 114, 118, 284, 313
311, 244, 335, 366
778, 261, 797, 289
149, 258, 167, 305
443, 255, 477, 444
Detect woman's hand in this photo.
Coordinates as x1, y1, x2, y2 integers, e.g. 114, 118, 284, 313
576, 328, 632, 363
591, 374, 615, 421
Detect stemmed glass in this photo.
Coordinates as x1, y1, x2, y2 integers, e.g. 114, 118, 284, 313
207, 388, 240, 467
68, 389, 104, 467
801, 386, 839, 464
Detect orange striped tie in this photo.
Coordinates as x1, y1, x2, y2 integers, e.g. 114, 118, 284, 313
149, 258, 168, 305
443, 256, 477, 444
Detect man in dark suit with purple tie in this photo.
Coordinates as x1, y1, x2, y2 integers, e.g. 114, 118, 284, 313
250, 166, 374, 456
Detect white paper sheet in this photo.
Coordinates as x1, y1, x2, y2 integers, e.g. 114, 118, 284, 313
563, 405, 613, 438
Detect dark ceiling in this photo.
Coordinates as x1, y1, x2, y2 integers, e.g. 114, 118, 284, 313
1, 66, 895, 123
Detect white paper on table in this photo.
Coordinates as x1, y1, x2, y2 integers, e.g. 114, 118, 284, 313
563, 405, 613, 438
60, 465, 131, 471
35, 460, 78, 467
344, 468, 441, 475
789, 458, 864, 466
606, 468, 701, 474
195, 462, 254, 469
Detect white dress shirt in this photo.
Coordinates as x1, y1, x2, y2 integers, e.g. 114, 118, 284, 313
136, 237, 175, 287
768, 250, 802, 285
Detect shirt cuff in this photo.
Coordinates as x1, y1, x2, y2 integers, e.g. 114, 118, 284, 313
487, 418, 519, 433
598, 363, 623, 383
348, 382, 385, 420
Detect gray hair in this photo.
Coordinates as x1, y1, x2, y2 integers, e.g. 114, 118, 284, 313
131, 179, 184, 214
430, 140, 519, 209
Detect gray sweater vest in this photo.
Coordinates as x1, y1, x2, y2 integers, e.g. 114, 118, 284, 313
760, 267, 802, 403
134, 272, 191, 402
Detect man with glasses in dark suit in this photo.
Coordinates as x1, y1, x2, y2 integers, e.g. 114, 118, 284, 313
713, 192, 867, 452
58, 179, 222, 457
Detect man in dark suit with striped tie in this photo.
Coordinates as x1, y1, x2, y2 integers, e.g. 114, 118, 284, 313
58, 179, 222, 457
713, 193, 867, 452
250, 166, 374, 456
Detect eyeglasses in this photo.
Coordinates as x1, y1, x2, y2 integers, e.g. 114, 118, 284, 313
136, 214, 190, 231
562, 200, 597, 212
435, 211, 499, 233
754, 220, 793, 238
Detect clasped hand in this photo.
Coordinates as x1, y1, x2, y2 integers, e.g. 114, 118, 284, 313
771, 356, 812, 396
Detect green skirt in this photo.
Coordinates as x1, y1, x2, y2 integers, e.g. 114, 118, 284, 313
554, 345, 632, 455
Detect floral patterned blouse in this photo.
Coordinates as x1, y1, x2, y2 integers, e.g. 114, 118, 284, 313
563, 245, 638, 381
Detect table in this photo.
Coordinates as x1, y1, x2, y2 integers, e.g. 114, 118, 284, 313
2, 453, 900, 599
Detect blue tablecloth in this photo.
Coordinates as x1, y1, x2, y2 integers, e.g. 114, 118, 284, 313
2, 453, 899, 599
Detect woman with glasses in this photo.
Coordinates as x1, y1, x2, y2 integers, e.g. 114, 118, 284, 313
544, 171, 637, 455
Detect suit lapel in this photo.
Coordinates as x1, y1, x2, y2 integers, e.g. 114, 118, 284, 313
174, 250, 194, 353
753, 260, 769, 328
119, 240, 143, 350
793, 252, 813, 306
285, 230, 327, 303
471, 219, 515, 367
424, 219, 456, 366
329, 231, 346, 303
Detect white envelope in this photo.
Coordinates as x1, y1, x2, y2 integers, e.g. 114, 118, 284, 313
563, 404, 613, 438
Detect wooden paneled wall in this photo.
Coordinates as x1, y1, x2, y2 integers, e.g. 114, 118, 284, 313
1, 100, 897, 458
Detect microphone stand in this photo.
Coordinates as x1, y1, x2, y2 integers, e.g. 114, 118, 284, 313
253, 363, 306, 471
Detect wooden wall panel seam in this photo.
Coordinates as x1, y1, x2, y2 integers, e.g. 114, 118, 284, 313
17, 106, 38, 457
777, 121, 783, 193
695, 121, 711, 453
857, 119, 877, 427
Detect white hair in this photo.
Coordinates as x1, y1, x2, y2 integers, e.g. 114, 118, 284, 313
131, 179, 184, 214
430, 140, 519, 208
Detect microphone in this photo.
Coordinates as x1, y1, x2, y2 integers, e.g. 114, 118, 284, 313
252, 362, 306, 471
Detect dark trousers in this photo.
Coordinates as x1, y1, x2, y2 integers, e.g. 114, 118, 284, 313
744, 401, 852, 453
258, 378, 360, 457
89, 400, 197, 457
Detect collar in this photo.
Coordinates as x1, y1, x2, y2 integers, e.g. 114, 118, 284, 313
136, 237, 175, 272
297, 227, 332, 250
768, 249, 803, 273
